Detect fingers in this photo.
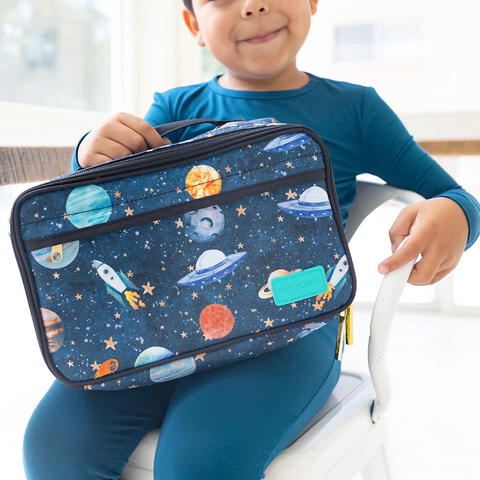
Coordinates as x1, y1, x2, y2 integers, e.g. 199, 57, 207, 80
88, 136, 135, 164
388, 205, 417, 253
109, 112, 170, 151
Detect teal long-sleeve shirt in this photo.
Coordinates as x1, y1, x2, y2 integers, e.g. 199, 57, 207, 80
71, 72, 480, 251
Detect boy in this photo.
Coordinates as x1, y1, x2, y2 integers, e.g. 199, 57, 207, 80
24, 1, 480, 479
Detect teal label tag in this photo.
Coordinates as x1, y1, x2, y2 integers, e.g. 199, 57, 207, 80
270, 266, 328, 306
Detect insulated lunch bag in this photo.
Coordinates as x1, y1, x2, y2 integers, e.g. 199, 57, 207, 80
10, 117, 356, 391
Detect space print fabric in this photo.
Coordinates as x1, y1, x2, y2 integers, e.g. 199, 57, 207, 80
11, 117, 356, 390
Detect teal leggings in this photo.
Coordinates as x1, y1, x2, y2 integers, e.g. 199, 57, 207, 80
23, 317, 342, 480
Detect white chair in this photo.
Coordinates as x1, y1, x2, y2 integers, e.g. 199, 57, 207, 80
120, 179, 425, 480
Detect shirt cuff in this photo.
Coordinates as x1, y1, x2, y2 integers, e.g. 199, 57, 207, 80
71, 131, 91, 173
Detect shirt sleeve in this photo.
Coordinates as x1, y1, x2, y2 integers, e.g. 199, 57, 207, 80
70, 131, 91, 173
362, 86, 480, 252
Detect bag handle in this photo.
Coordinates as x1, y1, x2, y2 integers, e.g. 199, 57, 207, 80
153, 117, 246, 138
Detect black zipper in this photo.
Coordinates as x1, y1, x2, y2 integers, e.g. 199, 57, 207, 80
24, 168, 326, 252
10, 123, 357, 389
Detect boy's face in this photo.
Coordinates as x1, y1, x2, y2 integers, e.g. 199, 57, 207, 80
183, 0, 318, 81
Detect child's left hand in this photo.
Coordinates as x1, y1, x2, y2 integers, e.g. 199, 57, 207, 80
377, 197, 469, 285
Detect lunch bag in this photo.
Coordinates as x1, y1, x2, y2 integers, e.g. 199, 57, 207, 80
10, 117, 356, 391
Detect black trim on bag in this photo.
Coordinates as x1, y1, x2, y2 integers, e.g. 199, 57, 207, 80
9, 123, 357, 390
23, 168, 326, 252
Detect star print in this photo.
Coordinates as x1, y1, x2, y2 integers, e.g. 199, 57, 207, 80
218, 294, 222, 298
247, 145, 251, 148
104, 336, 118, 350
175, 218, 183, 228
63, 213, 69, 220
278, 216, 284, 222
70, 341, 75, 345
114, 312, 121, 319
176, 187, 182, 193
272, 239, 276, 243
107, 323, 110, 327
161, 267, 165, 271
313, 155, 318, 161
159, 301, 165, 307
75, 294, 82, 300
251, 308, 256, 312
264, 191, 270, 196
181, 331, 188, 338
334, 253, 340, 259
225, 166, 232, 172
34, 213, 39, 218
53, 272, 60, 279
153, 220, 159, 225
67, 360, 74, 367
127, 271, 133, 277
142, 281, 155, 295
203, 333, 213, 341
236, 205, 246, 216
150, 188, 154, 193
260, 163, 264, 167
246, 266, 250, 270
188, 239, 193, 243
286, 161, 293, 168
191, 292, 198, 299
76, 267, 80, 271
114, 191, 121, 198
235, 225, 239, 229
160, 326, 165, 330
125, 207, 134, 216
184, 311, 188, 315
140, 337, 144, 343
47, 296, 52, 300
226, 284, 232, 290
267, 341, 273, 346
145, 240, 149, 244
298, 236, 305, 242
329, 227, 333, 231
195, 353, 206, 361
264, 318, 274, 327
238, 242, 244, 249
287, 338, 294, 343
129, 385, 138, 389
291, 303, 297, 308
286, 189, 297, 200
188, 265, 195, 271
91, 361, 100, 371
313, 302, 322, 311
123, 253, 127, 257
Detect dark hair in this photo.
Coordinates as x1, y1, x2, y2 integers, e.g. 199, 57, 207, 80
183, 0, 195, 15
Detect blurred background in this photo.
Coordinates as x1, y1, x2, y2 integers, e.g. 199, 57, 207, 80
1, 0, 479, 478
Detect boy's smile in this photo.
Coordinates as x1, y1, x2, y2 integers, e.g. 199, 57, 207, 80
183, 0, 319, 91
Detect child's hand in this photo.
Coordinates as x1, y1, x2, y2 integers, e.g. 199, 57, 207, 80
377, 197, 469, 285
77, 112, 171, 168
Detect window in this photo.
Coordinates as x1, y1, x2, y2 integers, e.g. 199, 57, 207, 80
334, 19, 423, 64
0, 0, 113, 112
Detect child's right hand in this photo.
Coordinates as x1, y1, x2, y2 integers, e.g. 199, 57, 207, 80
77, 112, 172, 168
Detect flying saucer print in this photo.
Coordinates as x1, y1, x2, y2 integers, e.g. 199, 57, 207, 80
263, 133, 312, 152
178, 249, 247, 286
277, 185, 332, 218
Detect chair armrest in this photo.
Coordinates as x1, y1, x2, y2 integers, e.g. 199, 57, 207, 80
354, 182, 426, 423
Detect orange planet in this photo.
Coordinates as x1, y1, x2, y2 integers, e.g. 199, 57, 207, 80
199, 304, 234, 339
185, 165, 222, 199
40, 307, 65, 353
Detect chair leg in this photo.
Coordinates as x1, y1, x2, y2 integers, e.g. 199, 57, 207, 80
360, 415, 397, 480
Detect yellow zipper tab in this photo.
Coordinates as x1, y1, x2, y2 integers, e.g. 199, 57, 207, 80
51, 244, 63, 263
345, 305, 354, 345
335, 312, 346, 361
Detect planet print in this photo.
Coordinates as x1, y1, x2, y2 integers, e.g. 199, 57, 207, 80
199, 304, 234, 339
183, 205, 225, 243
31, 241, 80, 269
185, 165, 222, 199
40, 307, 65, 353
66, 185, 112, 229
134, 346, 196, 382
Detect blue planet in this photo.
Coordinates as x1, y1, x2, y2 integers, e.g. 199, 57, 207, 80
263, 133, 312, 152
183, 205, 225, 243
178, 249, 247, 286
31, 241, 80, 269
134, 346, 196, 382
66, 185, 112, 229
277, 186, 332, 218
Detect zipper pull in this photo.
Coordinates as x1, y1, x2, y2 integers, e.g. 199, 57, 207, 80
51, 244, 63, 263
334, 311, 346, 361
345, 305, 353, 345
